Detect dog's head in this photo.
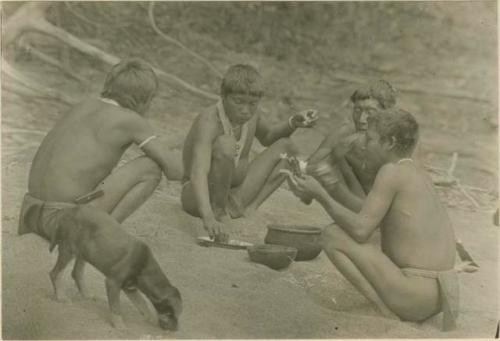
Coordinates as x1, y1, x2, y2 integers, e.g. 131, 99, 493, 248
152, 286, 182, 331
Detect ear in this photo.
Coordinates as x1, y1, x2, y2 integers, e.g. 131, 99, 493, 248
386, 136, 397, 151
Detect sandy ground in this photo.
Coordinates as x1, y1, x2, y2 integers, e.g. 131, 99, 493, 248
1, 125, 498, 339
2, 2, 499, 338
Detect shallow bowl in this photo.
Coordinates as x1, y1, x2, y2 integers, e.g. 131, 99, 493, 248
247, 244, 298, 270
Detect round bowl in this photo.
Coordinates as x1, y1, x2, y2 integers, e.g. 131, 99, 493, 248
247, 244, 298, 270
264, 224, 322, 261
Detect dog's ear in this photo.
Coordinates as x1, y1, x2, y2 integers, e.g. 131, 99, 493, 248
168, 287, 183, 317
153, 287, 183, 319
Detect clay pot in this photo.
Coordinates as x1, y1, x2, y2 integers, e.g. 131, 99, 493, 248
247, 244, 298, 270
264, 224, 322, 261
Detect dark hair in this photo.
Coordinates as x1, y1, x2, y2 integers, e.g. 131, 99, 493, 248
368, 108, 419, 156
101, 58, 158, 112
350, 80, 397, 109
220, 64, 264, 98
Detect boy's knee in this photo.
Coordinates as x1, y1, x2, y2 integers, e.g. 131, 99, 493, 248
213, 135, 236, 161
137, 157, 162, 182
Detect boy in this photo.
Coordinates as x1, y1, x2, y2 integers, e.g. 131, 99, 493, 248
305, 80, 397, 208
19, 58, 180, 242
181, 64, 318, 241
287, 108, 460, 330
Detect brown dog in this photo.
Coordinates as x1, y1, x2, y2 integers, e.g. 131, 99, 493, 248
48, 205, 182, 330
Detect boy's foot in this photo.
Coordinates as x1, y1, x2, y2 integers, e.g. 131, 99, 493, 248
110, 314, 127, 329
214, 207, 231, 223
243, 207, 258, 219
216, 214, 231, 223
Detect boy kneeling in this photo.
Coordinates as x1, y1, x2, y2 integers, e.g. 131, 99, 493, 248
287, 108, 459, 330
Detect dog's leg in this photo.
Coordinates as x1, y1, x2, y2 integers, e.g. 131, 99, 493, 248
105, 277, 126, 329
49, 243, 74, 302
124, 288, 156, 323
71, 257, 91, 299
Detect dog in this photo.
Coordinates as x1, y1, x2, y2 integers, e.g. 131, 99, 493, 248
48, 205, 182, 330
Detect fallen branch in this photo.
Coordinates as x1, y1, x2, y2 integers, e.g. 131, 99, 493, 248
2, 58, 75, 105
148, 2, 222, 79
456, 182, 481, 209
4, 2, 218, 101
461, 184, 495, 194
63, 1, 104, 28
431, 153, 485, 210
18, 38, 88, 85
35, 19, 219, 100
447, 152, 458, 178
3, 128, 48, 135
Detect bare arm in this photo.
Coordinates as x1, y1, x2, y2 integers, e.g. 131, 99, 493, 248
187, 114, 219, 225
328, 179, 364, 212
255, 113, 296, 147
337, 157, 366, 198
313, 164, 399, 243
120, 114, 181, 180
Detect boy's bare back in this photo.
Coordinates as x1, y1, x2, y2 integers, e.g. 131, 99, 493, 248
377, 161, 456, 271
28, 98, 154, 203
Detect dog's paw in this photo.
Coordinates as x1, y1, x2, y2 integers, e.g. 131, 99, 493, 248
53, 294, 70, 303
110, 314, 127, 330
78, 291, 97, 301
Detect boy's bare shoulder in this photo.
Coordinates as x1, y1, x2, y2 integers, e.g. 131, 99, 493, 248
375, 163, 402, 187
193, 107, 221, 134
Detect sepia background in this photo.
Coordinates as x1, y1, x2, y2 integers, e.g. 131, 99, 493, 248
2, 1, 498, 339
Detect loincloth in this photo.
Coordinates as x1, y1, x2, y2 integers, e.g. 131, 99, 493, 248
401, 267, 459, 331
18, 193, 77, 246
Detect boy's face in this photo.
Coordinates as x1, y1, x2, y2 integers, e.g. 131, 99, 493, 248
223, 93, 261, 125
352, 98, 383, 132
364, 126, 391, 167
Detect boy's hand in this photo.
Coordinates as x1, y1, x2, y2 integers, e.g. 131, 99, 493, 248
283, 171, 325, 199
290, 109, 319, 129
204, 219, 229, 243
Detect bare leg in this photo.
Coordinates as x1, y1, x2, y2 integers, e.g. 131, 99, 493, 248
124, 289, 156, 322
322, 224, 441, 321
181, 135, 236, 221
91, 156, 161, 223
324, 247, 397, 319
208, 136, 237, 220
49, 243, 74, 302
235, 138, 296, 213
105, 278, 126, 329
71, 257, 90, 299
244, 159, 288, 214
